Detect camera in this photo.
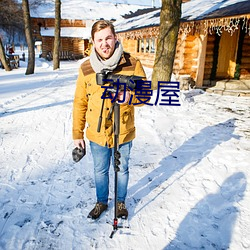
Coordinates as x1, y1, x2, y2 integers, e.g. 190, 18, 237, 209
72, 146, 86, 162
96, 69, 143, 90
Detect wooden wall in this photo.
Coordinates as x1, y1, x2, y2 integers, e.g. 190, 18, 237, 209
32, 18, 86, 29
120, 38, 156, 68
41, 37, 53, 57
240, 34, 250, 79
120, 31, 200, 81
118, 19, 250, 87
31, 18, 86, 42
177, 35, 198, 80
173, 35, 185, 75
172, 33, 200, 84
203, 34, 216, 83
32, 17, 88, 59
41, 36, 87, 58
134, 53, 156, 68
203, 29, 250, 83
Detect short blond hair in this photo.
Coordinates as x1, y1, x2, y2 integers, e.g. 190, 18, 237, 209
91, 20, 116, 40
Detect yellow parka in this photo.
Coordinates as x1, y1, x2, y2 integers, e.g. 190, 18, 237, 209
72, 52, 147, 148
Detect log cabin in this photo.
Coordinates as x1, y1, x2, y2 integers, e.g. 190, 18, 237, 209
31, 18, 92, 60
30, 1, 152, 61
115, 0, 250, 92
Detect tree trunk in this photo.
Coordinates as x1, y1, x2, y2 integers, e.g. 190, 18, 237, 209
53, 0, 61, 70
22, 0, 35, 75
151, 0, 182, 89
0, 37, 11, 71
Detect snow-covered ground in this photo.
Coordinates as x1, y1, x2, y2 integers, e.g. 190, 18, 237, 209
0, 50, 250, 250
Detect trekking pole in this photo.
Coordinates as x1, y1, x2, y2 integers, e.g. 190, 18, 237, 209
110, 101, 121, 238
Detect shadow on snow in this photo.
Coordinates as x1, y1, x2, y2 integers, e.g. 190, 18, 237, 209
0, 100, 73, 117
128, 118, 239, 213
164, 172, 247, 249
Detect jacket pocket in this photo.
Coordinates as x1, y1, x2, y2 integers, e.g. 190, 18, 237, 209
120, 105, 135, 134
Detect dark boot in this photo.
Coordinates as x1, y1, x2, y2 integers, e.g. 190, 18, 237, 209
117, 202, 128, 219
87, 202, 108, 220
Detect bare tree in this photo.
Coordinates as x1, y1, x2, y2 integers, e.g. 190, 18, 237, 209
22, 0, 35, 75
53, 0, 61, 70
0, 37, 11, 71
151, 0, 182, 89
0, 0, 23, 71
29, 0, 47, 8
0, 0, 24, 37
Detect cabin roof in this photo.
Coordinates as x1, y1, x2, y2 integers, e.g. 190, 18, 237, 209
182, 0, 250, 21
40, 27, 91, 39
30, 0, 151, 20
115, 0, 250, 33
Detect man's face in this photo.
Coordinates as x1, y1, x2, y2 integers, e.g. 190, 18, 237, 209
93, 27, 117, 60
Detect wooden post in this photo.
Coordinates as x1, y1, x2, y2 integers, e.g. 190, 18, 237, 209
195, 32, 207, 88
144, 38, 146, 54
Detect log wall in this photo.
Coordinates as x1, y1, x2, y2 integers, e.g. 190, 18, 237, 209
173, 35, 185, 76
41, 37, 87, 58
32, 18, 86, 29
32, 17, 87, 59
203, 34, 216, 81
178, 35, 198, 80
240, 34, 250, 79
120, 38, 156, 68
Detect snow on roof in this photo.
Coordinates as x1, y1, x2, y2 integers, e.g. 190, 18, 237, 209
182, 0, 250, 21
114, 8, 160, 32
40, 27, 91, 39
30, 0, 151, 20
114, 0, 250, 33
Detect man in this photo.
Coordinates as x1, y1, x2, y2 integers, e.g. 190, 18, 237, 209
72, 20, 147, 220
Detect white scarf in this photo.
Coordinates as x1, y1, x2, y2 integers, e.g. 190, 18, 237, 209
90, 41, 123, 73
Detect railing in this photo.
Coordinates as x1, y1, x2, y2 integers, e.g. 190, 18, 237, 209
46, 51, 76, 61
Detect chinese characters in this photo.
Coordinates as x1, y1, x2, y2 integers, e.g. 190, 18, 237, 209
101, 79, 181, 106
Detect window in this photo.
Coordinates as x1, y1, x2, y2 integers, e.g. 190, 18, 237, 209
137, 38, 156, 54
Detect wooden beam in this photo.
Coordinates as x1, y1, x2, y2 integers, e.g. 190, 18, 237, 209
195, 33, 208, 87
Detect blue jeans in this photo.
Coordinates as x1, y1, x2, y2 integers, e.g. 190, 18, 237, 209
90, 141, 132, 205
